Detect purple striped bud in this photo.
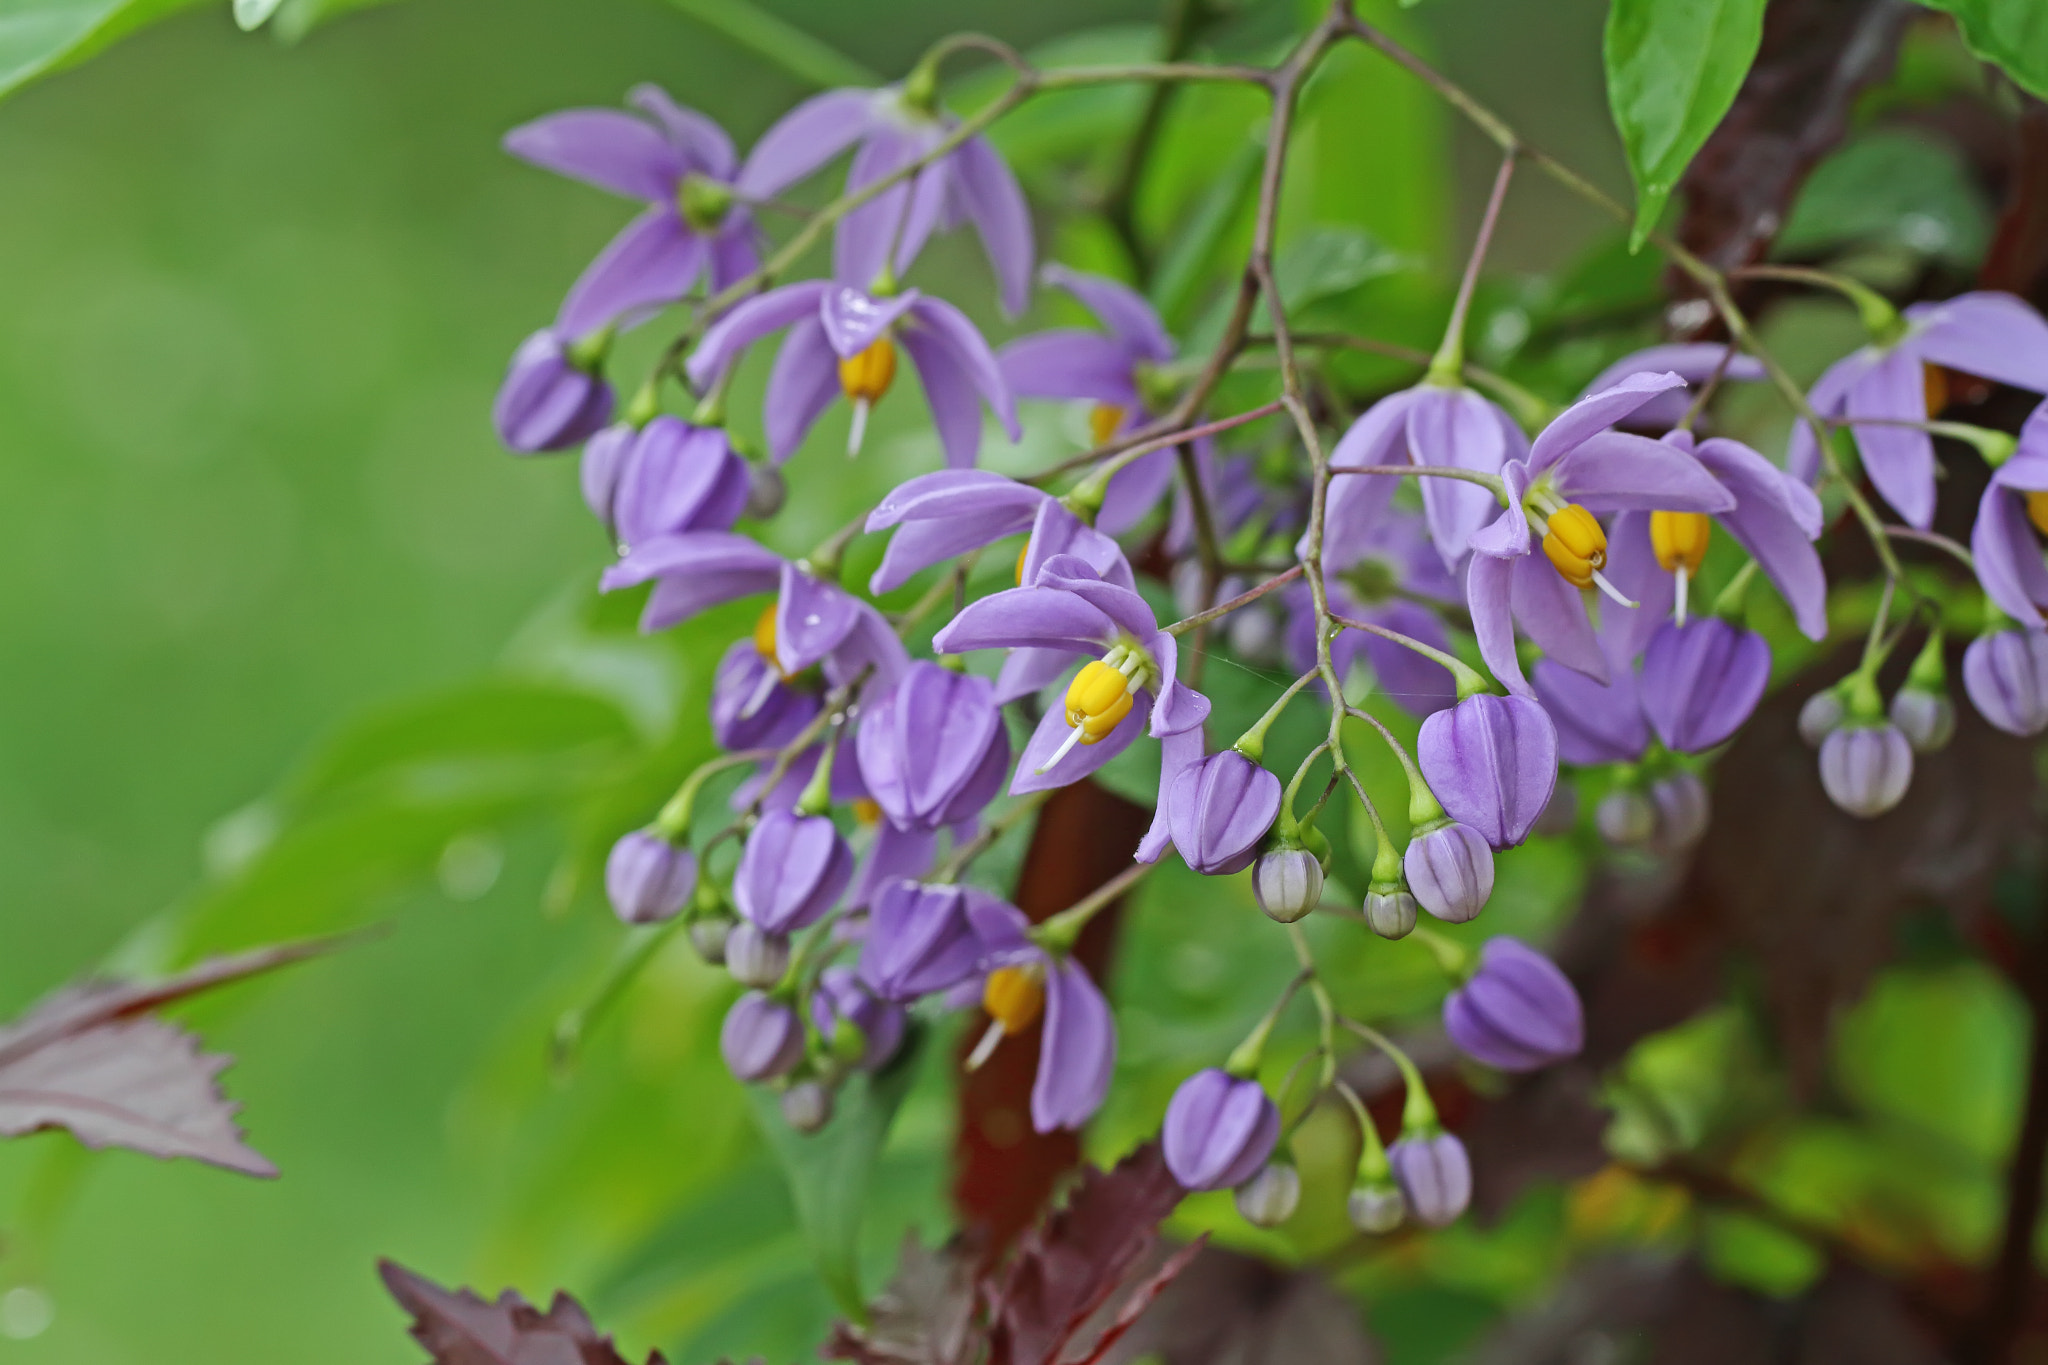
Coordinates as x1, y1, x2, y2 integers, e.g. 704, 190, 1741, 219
1417, 694, 1559, 850
1963, 630, 2048, 736
603, 417, 750, 548
1595, 787, 1655, 847
810, 965, 906, 1071
1798, 688, 1846, 747
856, 663, 1011, 833
1639, 618, 1771, 754
1252, 846, 1323, 923
720, 992, 805, 1082
1234, 1161, 1301, 1226
1161, 1068, 1281, 1192
1443, 936, 1585, 1072
857, 879, 985, 1002
494, 328, 613, 453
604, 830, 696, 925
1404, 821, 1494, 924
1888, 687, 1955, 753
1165, 751, 1284, 876
1818, 723, 1914, 818
1387, 1131, 1472, 1228
725, 921, 790, 989
1647, 770, 1710, 855
733, 808, 854, 935
1364, 886, 1419, 940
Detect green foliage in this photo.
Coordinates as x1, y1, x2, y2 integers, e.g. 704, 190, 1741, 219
1602, 0, 1768, 249
1776, 127, 1993, 270
0, 0, 203, 102
1911, 0, 2048, 100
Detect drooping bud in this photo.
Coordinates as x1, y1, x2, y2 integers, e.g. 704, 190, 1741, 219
1798, 688, 1847, 747
688, 914, 733, 966
1166, 751, 1284, 876
780, 1079, 835, 1133
1161, 1068, 1281, 1192
810, 965, 906, 1071
606, 417, 750, 547
1253, 846, 1324, 923
1818, 723, 1914, 818
1386, 1132, 1472, 1228
857, 879, 985, 1002
1540, 504, 1608, 589
856, 663, 1011, 833
1640, 619, 1771, 754
733, 808, 854, 935
1234, 1161, 1301, 1227
1963, 629, 2048, 736
1595, 786, 1655, 847
604, 830, 697, 925
719, 991, 805, 1082
1443, 937, 1584, 1072
744, 461, 787, 519
1348, 1181, 1405, 1234
1403, 821, 1494, 924
1416, 693, 1559, 850
1889, 688, 1955, 753
1647, 770, 1710, 855
1364, 886, 1419, 940
493, 328, 614, 453
725, 921, 791, 989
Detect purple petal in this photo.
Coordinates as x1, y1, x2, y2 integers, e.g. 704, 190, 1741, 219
556, 207, 706, 339
951, 136, 1035, 317
1511, 555, 1606, 682
907, 295, 1019, 438
1408, 386, 1511, 568
1467, 552, 1530, 697
687, 279, 831, 388
1527, 370, 1687, 475
1034, 556, 1160, 642
995, 646, 1080, 704
1787, 348, 1877, 485
1417, 694, 1559, 849
709, 222, 761, 291
504, 108, 681, 201
1907, 291, 2048, 393
835, 127, 934, 294
1031, 959, 1114, 1132
997, 331, 1141, 406
1551, 431, 1737, 514
1443, 937, 1583, 1071
1096, 447, 1178, 537
1599, 512, 1675, 662
775, 564, 861, 675
1692, 438, 1828, 640
1973, 475, 2048, 625
1022, 498, 1134, 590
600, 531, 781, 630
1010, 692, 1144, 795
1639, 618, 1772, 753
1351, 600, 1458, 716
1469, 461, 1532, 559
1533, 654, 1649, 765
765, 316, 842, 463
1846, 345, 1936, 528
1145, 634, 1211, 737
1137, 727, 1205, 863
933, 584, 1115, 655
737, 88, 882, 198
626, 85, 736, 178
1580, 344, 1765, 426
820, 285, 921, 358
1319, 390, 1421, 567
1042, 264, 1174, 362
901, 326, 989, 470
867, 471, 1046, 593
824, 600, 912, 693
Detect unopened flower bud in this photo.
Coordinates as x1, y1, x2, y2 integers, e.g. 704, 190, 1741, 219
494, 328, 613, 453
1963, 630, 2048, 736
1595, 787, 1655, 847
1403, 821, 1494, 924
604, 830, 696, 925
1253, 846, 1323, 923
1443, 936, 1584, 1072
688, 913, 734, 965
1234, 1161, 1301, 1227
720, 991, 804, 1082
1646, 770, 1710, 855
1162, 1068, 1280, 1192
734, 808, 854, 935
1364, 886, 1419, 940
1417, 694, 1560, 851
1166, 751, 1283, 876
1888, 688, 1955, 753
1347, 1180, 1407, 1234
1387, 1131, 1472, 1228
744, 462, 787, 520
726, 921, 790, 989
1818, 723, 1913, 818
1798, 689, 1845, 747
810, 965, 905, 1071
780, 1079, 835, 1133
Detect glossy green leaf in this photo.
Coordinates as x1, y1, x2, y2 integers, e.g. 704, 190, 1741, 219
231, 0, 282, 30
1777, 128, 1993, 268
1911, 0, 2048, 100
0, 0, 203, 101
1603, 0, 1768, 249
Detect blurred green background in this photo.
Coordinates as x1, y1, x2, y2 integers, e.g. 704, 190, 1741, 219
5, 0, 1994, 1362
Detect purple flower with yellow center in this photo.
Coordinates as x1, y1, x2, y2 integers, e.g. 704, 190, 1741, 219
1442, 936, 1584, 1072
505, 85, 758, 340
494, 328, 614, 453
962, 898, 1115, 1134
1288, 507, 1460, 716
1790, 291, 2048, 527
710, 639, 821, 752
1638, 617, 1771, 754
739, 83, 1034, 316
1416, 693, 1559, 851
855, 661, 1012, 833
932, 555, 1211, 859
687, 281, 1019, 467
1465, 372, 1735, 696
1000, 265, 1184, 533
1322, 379, 1529, 569
600, 531, 908, 689
1970, 401, 2048, 626
581, 416, 750, 547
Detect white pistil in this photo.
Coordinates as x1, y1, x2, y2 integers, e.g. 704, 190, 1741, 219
740, 663, 781, 720
1590, 568, 1638, 609
847, 398, 870, 457
1036, 722, 1089, 776
965, 1017, 1006, 1071
1673, 565, 1690, 627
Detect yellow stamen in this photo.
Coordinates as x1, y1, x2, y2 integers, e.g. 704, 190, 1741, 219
752, 603, 794, 681
1075, 690, 1133, 745
852, 798, 883, 826
837, 337, 897, 405
983, 965, 1046, 1035
2028, 491, 2048, 539
1064, 659, 1133, 730
1088, 402, 1127, 448
1541, 504, 1607, 589
1648, 510, 1711, 575
1924, 363, 1950, 418
1015, 542, 1031, 587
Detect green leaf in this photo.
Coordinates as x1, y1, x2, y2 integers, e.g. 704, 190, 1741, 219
746, 1026, 927, 1317
232, 0, 282, 30
1776, 128, 1994, 268
0, 0, 203, 101
1911, 0, 2048, 99
1603, 0, 1768, 250
1273, 226, 1411, 312
659, 0, 877, 91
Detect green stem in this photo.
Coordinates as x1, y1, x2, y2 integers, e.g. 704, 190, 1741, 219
1730, 263, 1902, 340
1331, 613, 1491, 701
1428, 150, 1516, 384
1342, 1017, 1437, 1134
655, 749, 774, 839
1226, 970, 1311, 1078
1233, 667, 1319, 761
1346, 705, 1443, 827
1034, 861, 1155, 954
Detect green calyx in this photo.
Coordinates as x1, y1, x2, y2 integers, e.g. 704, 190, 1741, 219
1905, 628, 1947, 692
1842, 668, 1886, 723
565, 324, 615, 374
624, 380, 663, 429
794, 737, 837, 817
899, 60, 942, 116
677, 173, 736, 233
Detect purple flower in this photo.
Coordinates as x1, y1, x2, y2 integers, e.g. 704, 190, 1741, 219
604, 830, 696, 925
1465, 372, 1735, 696
1638, 618, 1771, 754
846, 820, 940, 914
720, 992, 806, 1082
732, 808, 855, 935
582, 417, 750, 546
1387, 1131, 1471, 1227
857, 878, 987, 1001
1532, 633, 1650, 766
1000, 266, 1182, 533
1160, 750, 1283, 875
932, 555, 1211, 850
1581, 343, 1765, 430
1443, 936, 1585, 1072
687, 281, 1019, 467
738, 85, 1034, 316
1818, 723, 1914, 818
494, 328, 614, 453
855, 662, 1012, 832
1161, 1068, 1280, 1192
1405, 821, 1494, 923
968, 899, 1115, 1133
1791, 291, 2048, 527
601, 532, 908, 688
1322, 381, 1527, 568
505, 86, 758, 338
1417, 693, 1559, 850
811, 965, 906, 1071
710, 640, 821, 752
1970, 402, 2048, 626
1963, 629, 2048, 736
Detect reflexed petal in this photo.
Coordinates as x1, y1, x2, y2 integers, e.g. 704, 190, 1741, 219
907, 296, 1020, 437
1137, 726, 1204, 862
951, 136, 1035, 317
1907, 291, 2048, 393
775, 564, 862, 675
1467, 552, 1530, 696
1022, 498, 1134, 590
1034, 556, 1159, 642
1409, 387, 1510, 567
867, 472, 1046, 593
737, 88, 882, 198
1146, 632, 1211, 737
1551, 431, 1737, 513
1042, 263, 1174, 361
1847, 344, 1936, 528
1693, 437, 1829, 640
901, 326, 990, 470
1527, 370, 1686, 475
834, 127, 932, 294
1318, 389, 1421, 568
687, 279, 832, 387
820, 284, 922, 358
1032, 959, 1114, 1132
994, 646, 1079, 703
824, 600, 912, 692
1511, 554, 1606, 682
764, 317, 842, 463
1973, 478, 2048, 624
1787, 347, 1878, 485
1580, 343, 1765, 430
1469, 461, 1532, 558
627, 84, 736, 177
504, 108, 681, 200
1010, 691, 1145, 794
997, 331, 1141, 406
602, 531, 782, 630
556, 207, 706, 338
933, 584, 1115, 655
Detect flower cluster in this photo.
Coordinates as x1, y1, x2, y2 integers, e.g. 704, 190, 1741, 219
495, 64, 2048, 1239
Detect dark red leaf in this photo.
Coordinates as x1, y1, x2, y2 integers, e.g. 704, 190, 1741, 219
821, 1235, 980, 1365
1099, 1244, 1379, 1364
378, 1259, 668, 1365
1062, 1234, 1205, 1365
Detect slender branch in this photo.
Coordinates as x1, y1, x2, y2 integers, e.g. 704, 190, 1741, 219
1882, 524, 1977, 573
1430, 150, 1517, 379
1327, 463, 1507, 494
1101, 0, 1220, 271
1048, 398, 1287, 491
1164, 565, 1305, 636
1035, 860, 1157, 950
932, 789, 1053, 883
